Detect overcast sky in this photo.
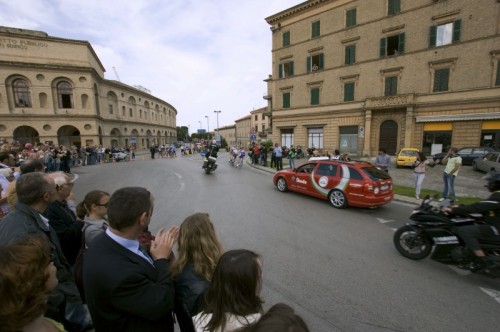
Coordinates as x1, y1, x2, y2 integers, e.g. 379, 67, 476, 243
0, 0, 303, 134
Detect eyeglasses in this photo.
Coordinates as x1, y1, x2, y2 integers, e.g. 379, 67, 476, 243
95, 202, 108, 207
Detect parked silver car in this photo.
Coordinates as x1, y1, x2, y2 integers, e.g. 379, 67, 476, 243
472, 152, 500, 172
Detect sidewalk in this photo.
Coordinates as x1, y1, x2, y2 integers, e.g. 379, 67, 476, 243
246, 155, 488, 205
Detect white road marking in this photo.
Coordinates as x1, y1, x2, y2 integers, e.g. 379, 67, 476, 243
377, 218, 395, 223
479, 287, 500, 304
175, 173, 185, 191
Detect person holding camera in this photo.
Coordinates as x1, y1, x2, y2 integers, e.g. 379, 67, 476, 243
440, 147, 462, 202
413, 152, 435, 199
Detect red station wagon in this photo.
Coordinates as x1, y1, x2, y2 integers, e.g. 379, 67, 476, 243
272, 160, 393, 208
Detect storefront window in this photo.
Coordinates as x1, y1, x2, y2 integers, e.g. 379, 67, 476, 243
422, 131, 451, 156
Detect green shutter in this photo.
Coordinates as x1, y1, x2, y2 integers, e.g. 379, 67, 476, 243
351, 45, 356, 64
345, 46, 349, 64
352, 9, 357, 26
398, 32, 405, 53
429, 25, 437, 47
283, 92, 290, 108
344, 83, 354, 101
283, 32, 290, 47
278, 64, 283, 79
496, 61, 500, 86
312, 21, 320, 38
307, 56, 311, 72
311, 88, 319, 105
385, 76, 397, 96
290, 61, 294, 76
434, 68, 449, 92
380, 37, 386, 57
346, 9, 356, 27
385, 77, 391, 96
452, 19, 461, 43
318, 53, 324, 69
388, 0, 395, 15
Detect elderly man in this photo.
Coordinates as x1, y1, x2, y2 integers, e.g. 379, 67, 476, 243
83, 187, 179, 331
0, 172, 92, 331
45, 172, 83, 266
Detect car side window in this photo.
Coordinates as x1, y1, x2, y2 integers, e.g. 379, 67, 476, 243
486, 153, 496, 161
317, 164, 337, 176
458, 148, 472, 155
348, 167, 364, 180
474, 148, 488, 155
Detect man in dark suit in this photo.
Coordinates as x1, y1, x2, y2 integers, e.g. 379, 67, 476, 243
83, 187, 179, 332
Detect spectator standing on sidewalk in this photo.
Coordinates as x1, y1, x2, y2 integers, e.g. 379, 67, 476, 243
413, 152, 434, 199
375, 148, 391, 172
260, 144, 268, 167
270, 146, 276, 168
441, 147, 462, 202
274, 143, 283, 171
288, 146, 296, 169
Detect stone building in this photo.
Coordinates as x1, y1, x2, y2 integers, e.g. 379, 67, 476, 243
217, 124, 237, 147
0, 26, 177, 149
250, 106, 271, 142
264, 0, 500, 156
235, 114, 252, 147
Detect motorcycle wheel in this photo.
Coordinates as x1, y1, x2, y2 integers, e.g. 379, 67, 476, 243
393, 226, 432, 260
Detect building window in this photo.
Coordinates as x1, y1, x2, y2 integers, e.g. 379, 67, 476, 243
122, 106, 125, 116
310, 88, 320, 105
311, 21, 320, 38
344, 82, 355, 102
433, 68, 450, 92
429, 20, 461, 47
139, 109, 142, 118
346, 8, 357, 28
307, 53, 324, 72
281, 128, 294, 147
345, 45, 356, 65
57, 81, 73, 108
380, 33, 405, 57
13, 79, 32, 107
129, 108, 133, 117
308, 128, 323, 149
385, 76, 398, 96
388, 0, 400, 15
496, 60, 500, 86
283, 92, 291, 108
108, 104, 113, 114
278, 61, 294, 78
283, 31, 290, 47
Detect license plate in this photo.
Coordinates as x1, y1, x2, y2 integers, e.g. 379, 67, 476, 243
404, 162, 413, 166
381, 185, 389, 190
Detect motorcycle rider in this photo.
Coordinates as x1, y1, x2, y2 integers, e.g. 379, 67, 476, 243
443, 172, 500, 271
203, 140, 219, 169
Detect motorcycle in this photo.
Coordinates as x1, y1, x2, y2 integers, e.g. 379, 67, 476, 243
202, 155, 218, 174
393, 195, 500, 277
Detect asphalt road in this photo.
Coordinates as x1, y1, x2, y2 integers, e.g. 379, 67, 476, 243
72, 153, 500, 332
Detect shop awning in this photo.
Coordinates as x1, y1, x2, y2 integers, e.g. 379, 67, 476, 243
416, 112, 500, 123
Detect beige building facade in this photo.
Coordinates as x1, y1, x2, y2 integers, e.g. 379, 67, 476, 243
265, 0, 500, 156
217, 124, 237, 147
0, 27, 177, 149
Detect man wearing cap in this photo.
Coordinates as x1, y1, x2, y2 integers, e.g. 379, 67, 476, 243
45, 172, 83, 266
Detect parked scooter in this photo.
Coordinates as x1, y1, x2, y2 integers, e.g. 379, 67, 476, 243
393, 195, 500, 277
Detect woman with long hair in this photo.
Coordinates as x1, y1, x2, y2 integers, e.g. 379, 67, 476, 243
171, 213, 224, 332
193, 249, 264, 332
76, 190, 110, 247
0, 234, 61, 332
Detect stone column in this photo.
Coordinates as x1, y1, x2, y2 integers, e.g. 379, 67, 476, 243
404, 106, 414, 148
363, 109, 372, 157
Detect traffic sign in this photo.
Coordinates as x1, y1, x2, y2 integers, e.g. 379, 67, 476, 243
250, 134, 256, 141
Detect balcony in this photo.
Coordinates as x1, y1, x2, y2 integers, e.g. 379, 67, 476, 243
263, 93, 272, 100
258, 132, 267, 138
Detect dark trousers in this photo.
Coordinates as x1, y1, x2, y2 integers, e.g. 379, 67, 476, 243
276, 157, 283, 171
457, 224, 500, 252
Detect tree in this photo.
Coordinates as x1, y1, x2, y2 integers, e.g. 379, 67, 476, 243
176, 126, 189, 142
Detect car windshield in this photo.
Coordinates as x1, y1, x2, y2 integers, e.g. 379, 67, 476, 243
400, 150, 418, 156
363, 167, 392, 181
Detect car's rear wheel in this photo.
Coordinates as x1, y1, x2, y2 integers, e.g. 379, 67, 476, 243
472, 161, 478, 171
276, 177, 288, 192
328, 189, 347, 209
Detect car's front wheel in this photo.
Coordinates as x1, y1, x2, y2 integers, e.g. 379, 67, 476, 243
276, 177, 288, 192
328, 189, 347, 209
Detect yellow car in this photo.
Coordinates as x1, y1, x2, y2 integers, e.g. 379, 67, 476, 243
396, 148, 419, 168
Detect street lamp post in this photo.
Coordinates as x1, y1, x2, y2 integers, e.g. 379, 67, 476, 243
198, 121, 202, 129
214, 110, 221, 143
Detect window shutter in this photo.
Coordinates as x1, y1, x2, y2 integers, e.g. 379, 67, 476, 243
311, 88, 319, 105
351, 45, 356, 64
283, 93, 290, 108
429, 25, 437, 47
380, 38, 386, 57
318, 53, 324, 69
398, 32, 405, 53
344, 83, 354, 101
307, 56, 311, 72
496, 61, 500, 86
452, 19, 461, 43
345, 47, 349, 64
278, 64, 283, 79
385, 77, 391, 96
434, 69, 449, 92
388, 0, 395, 15
289, 61, 294, 76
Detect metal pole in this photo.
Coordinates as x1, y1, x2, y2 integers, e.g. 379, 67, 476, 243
214, 110, 221, 142
205, 116, 209, 137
